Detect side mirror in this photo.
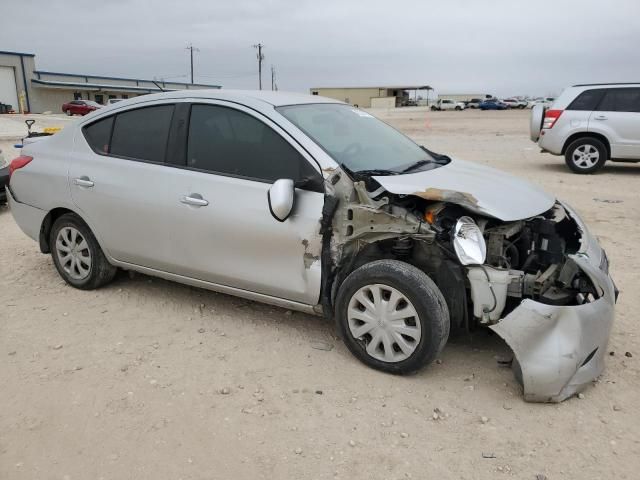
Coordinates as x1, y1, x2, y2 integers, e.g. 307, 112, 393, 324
268, 179, 295, 222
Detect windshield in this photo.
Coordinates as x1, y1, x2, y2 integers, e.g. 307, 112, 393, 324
277, 103, 435, 173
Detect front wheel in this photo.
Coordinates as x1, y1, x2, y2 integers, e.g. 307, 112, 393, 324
50, 213, 117, 289
564, 137, 607, 174
66, 109, 72, 116
335, 260, 450, 374
455, 106, 462, 111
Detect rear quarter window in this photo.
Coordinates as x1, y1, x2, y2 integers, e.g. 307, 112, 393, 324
567, 89, 605, 111
82, 116, 114, 154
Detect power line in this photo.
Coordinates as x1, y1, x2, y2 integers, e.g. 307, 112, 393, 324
186, 43, 200, 84
253, 43, 265, 90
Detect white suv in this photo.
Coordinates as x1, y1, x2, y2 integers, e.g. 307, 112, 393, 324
531, 83, 640, 173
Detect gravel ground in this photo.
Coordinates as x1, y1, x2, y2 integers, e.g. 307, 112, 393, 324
1, 108, 638, 480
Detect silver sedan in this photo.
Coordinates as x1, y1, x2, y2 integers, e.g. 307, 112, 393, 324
6, 90, 616, 402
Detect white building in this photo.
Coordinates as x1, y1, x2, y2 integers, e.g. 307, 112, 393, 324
0, 50, 221, 114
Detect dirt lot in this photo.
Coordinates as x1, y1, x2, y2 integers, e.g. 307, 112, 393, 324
1, 109, 638, 480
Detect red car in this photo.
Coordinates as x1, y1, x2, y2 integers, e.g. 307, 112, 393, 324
62, 100, 102, 116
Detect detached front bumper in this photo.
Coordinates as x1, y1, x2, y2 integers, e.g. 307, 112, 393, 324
487, 202, 616, 402
490, 253, 616, 402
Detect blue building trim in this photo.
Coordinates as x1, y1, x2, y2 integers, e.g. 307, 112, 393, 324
33, 70, 220, 89
0, 50, 36, 57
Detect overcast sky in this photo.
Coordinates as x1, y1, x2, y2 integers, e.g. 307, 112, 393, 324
2, 0, 639, 97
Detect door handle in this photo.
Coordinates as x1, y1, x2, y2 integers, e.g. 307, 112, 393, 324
181, 194, 209, 207
73, 177, 94, 187
594, 115, 608, 120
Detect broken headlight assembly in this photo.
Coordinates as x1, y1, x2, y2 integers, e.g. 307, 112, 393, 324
452, 216, 487, 265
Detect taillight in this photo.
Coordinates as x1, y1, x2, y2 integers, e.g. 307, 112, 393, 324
542, 109, 563, 129
9, 155, 33, 179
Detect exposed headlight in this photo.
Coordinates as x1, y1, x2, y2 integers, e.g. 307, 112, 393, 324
453, 216, 487, 265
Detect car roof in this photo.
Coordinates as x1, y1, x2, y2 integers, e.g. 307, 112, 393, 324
119, 89, 343, 108
571, 82, 640, 87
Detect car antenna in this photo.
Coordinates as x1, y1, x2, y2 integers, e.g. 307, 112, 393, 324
152, 80, 166, 92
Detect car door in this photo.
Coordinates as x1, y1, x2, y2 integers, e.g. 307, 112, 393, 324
166, 102, 325, 305
69, 102, 179, 271
589, 87, 640, 159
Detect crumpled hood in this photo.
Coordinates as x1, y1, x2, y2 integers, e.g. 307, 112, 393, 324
373, 158, 556, 221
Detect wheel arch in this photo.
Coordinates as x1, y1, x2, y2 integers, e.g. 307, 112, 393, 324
562, 132, 611, 158
328, 238, 464, 332
39, 207, 106, 255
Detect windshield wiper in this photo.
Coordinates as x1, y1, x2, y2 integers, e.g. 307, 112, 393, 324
399, 159, 431, 174
341, 163, 401, 178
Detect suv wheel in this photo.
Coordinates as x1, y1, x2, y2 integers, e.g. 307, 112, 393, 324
335, 260, 450, 374
564, 137, 607, 174
50, 213, 117, 290
66, 109, 72, 116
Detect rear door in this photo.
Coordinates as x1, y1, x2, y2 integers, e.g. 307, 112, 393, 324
166, 101, 325, 305
589, 87, 640, 158
70, 102, 179, 270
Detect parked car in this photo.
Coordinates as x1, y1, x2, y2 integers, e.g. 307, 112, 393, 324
531, 83, 640, 173
7, 90, 617, 402
0, 148, 7, 204
465, 98, 484, 109
431, 99, 465, 111
528, 97, 555, 109
62, 100, 102, 116
479, 98, 508, 110
502, 98, 520, 109
106, 98, 125, 106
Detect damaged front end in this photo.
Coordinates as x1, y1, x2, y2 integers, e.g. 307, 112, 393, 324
323, 165, 617, 403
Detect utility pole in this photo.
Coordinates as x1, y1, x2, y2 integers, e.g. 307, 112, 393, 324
271, 65, 275, 91
186, 43, 199, 84
253, 43, 265, 90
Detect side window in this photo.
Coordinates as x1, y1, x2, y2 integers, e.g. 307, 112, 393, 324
597, 88, 640, 113
567, 89, 605, 111
187, 104, 321, 187
110, 105, 174, 162
83, 116, 114, 154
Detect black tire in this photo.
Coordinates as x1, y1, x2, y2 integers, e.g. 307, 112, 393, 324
430, 106, 437, 111
564, 137, 608, 174
66, 109, 72, 116
335, 260, 450, 375
455, 106, 462, 111
50, 213, 117, 290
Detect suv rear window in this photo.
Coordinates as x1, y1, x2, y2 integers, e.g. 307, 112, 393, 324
110, 105, 175, 162
597, 88, 640, 113
567, 89, 605, 111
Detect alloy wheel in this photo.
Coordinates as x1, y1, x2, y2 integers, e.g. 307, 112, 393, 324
572, 144, 600, 169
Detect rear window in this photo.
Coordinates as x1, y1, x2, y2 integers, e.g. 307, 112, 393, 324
110, 105, 174, 162
567, 89, 605, 111
597, 88, 640, 113
83, 116, 114, 154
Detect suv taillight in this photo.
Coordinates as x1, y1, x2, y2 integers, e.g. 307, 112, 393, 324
9, 155, 33, 179
542, 109, 563, 129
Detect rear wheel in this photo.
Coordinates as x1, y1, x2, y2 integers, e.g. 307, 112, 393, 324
50, 213, 117, 289
455, 106, 462, 111
336, 260, 450, 374
564, 137, 607, 174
